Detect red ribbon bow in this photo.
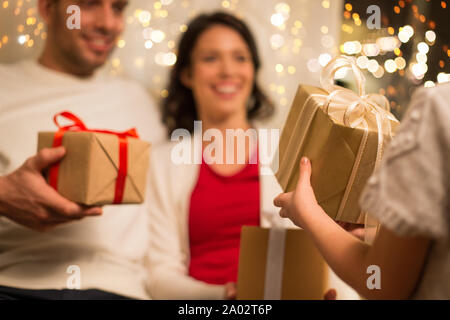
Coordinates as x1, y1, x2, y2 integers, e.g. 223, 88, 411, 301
49, 111, 139, 204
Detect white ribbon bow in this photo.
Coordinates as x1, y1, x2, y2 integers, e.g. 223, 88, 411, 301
312, 55, 399, 167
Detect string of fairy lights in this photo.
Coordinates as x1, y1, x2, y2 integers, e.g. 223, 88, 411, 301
339, 1, 448, 84
336, 0, 449, 116
0, 0, 46, 50
112, 0, 341, 109
0, 0, 343, 127
0, 0, 448, 121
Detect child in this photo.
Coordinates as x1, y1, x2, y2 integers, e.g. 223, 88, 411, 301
274, 83, 449, 299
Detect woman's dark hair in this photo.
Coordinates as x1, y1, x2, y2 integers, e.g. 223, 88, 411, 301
161, 11, 274, 136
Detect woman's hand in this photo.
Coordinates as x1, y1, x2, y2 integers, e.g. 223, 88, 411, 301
224, 282, 237, 300
273, 157, 320, 228
324, 288, 337, 300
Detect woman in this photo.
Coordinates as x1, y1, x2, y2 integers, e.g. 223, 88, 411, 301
274, 83, 450, 299
145, 12, 295, 300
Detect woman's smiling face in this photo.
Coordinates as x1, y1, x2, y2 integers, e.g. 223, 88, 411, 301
182, 24, 255, 122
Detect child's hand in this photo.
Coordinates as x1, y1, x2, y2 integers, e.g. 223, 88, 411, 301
338, 222, 365, 241
274, 157, 320, 228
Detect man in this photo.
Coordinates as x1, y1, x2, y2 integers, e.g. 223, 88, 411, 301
0, 0, 165, 299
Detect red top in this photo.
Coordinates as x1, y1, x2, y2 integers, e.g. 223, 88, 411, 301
188, 159, 260, 285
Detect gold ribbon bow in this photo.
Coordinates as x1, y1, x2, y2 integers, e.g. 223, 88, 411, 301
312, 55, 399, 169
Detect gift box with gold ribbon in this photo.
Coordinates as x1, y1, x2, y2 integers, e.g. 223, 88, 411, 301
237, 226, 330, 300
37, 111, 150, 206
273, 56, 399, 224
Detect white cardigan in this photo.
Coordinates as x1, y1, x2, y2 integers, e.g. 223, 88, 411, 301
145, 137, 297, 299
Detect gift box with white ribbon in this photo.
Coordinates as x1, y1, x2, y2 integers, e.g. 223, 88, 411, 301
274, 56, 399, 224
237, 226, 329, 300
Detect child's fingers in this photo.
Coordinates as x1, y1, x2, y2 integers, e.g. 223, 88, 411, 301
273, 192, 292, 207
298, 157, 312, 187
350, 228, 365, 241
279, 208, 287, 218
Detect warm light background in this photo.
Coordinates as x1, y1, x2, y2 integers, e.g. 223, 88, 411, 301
0, 0, 344, 129
1, 1, 449, 128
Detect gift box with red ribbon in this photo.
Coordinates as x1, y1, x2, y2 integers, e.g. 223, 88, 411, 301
37, 111, 150, 205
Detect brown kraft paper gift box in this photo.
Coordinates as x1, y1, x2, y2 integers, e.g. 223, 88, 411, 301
237, 226, 329, 300
273, 57, 399, 224
38, 131, 150, 206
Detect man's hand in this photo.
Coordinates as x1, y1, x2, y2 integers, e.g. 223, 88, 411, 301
0, 147, 102, 232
